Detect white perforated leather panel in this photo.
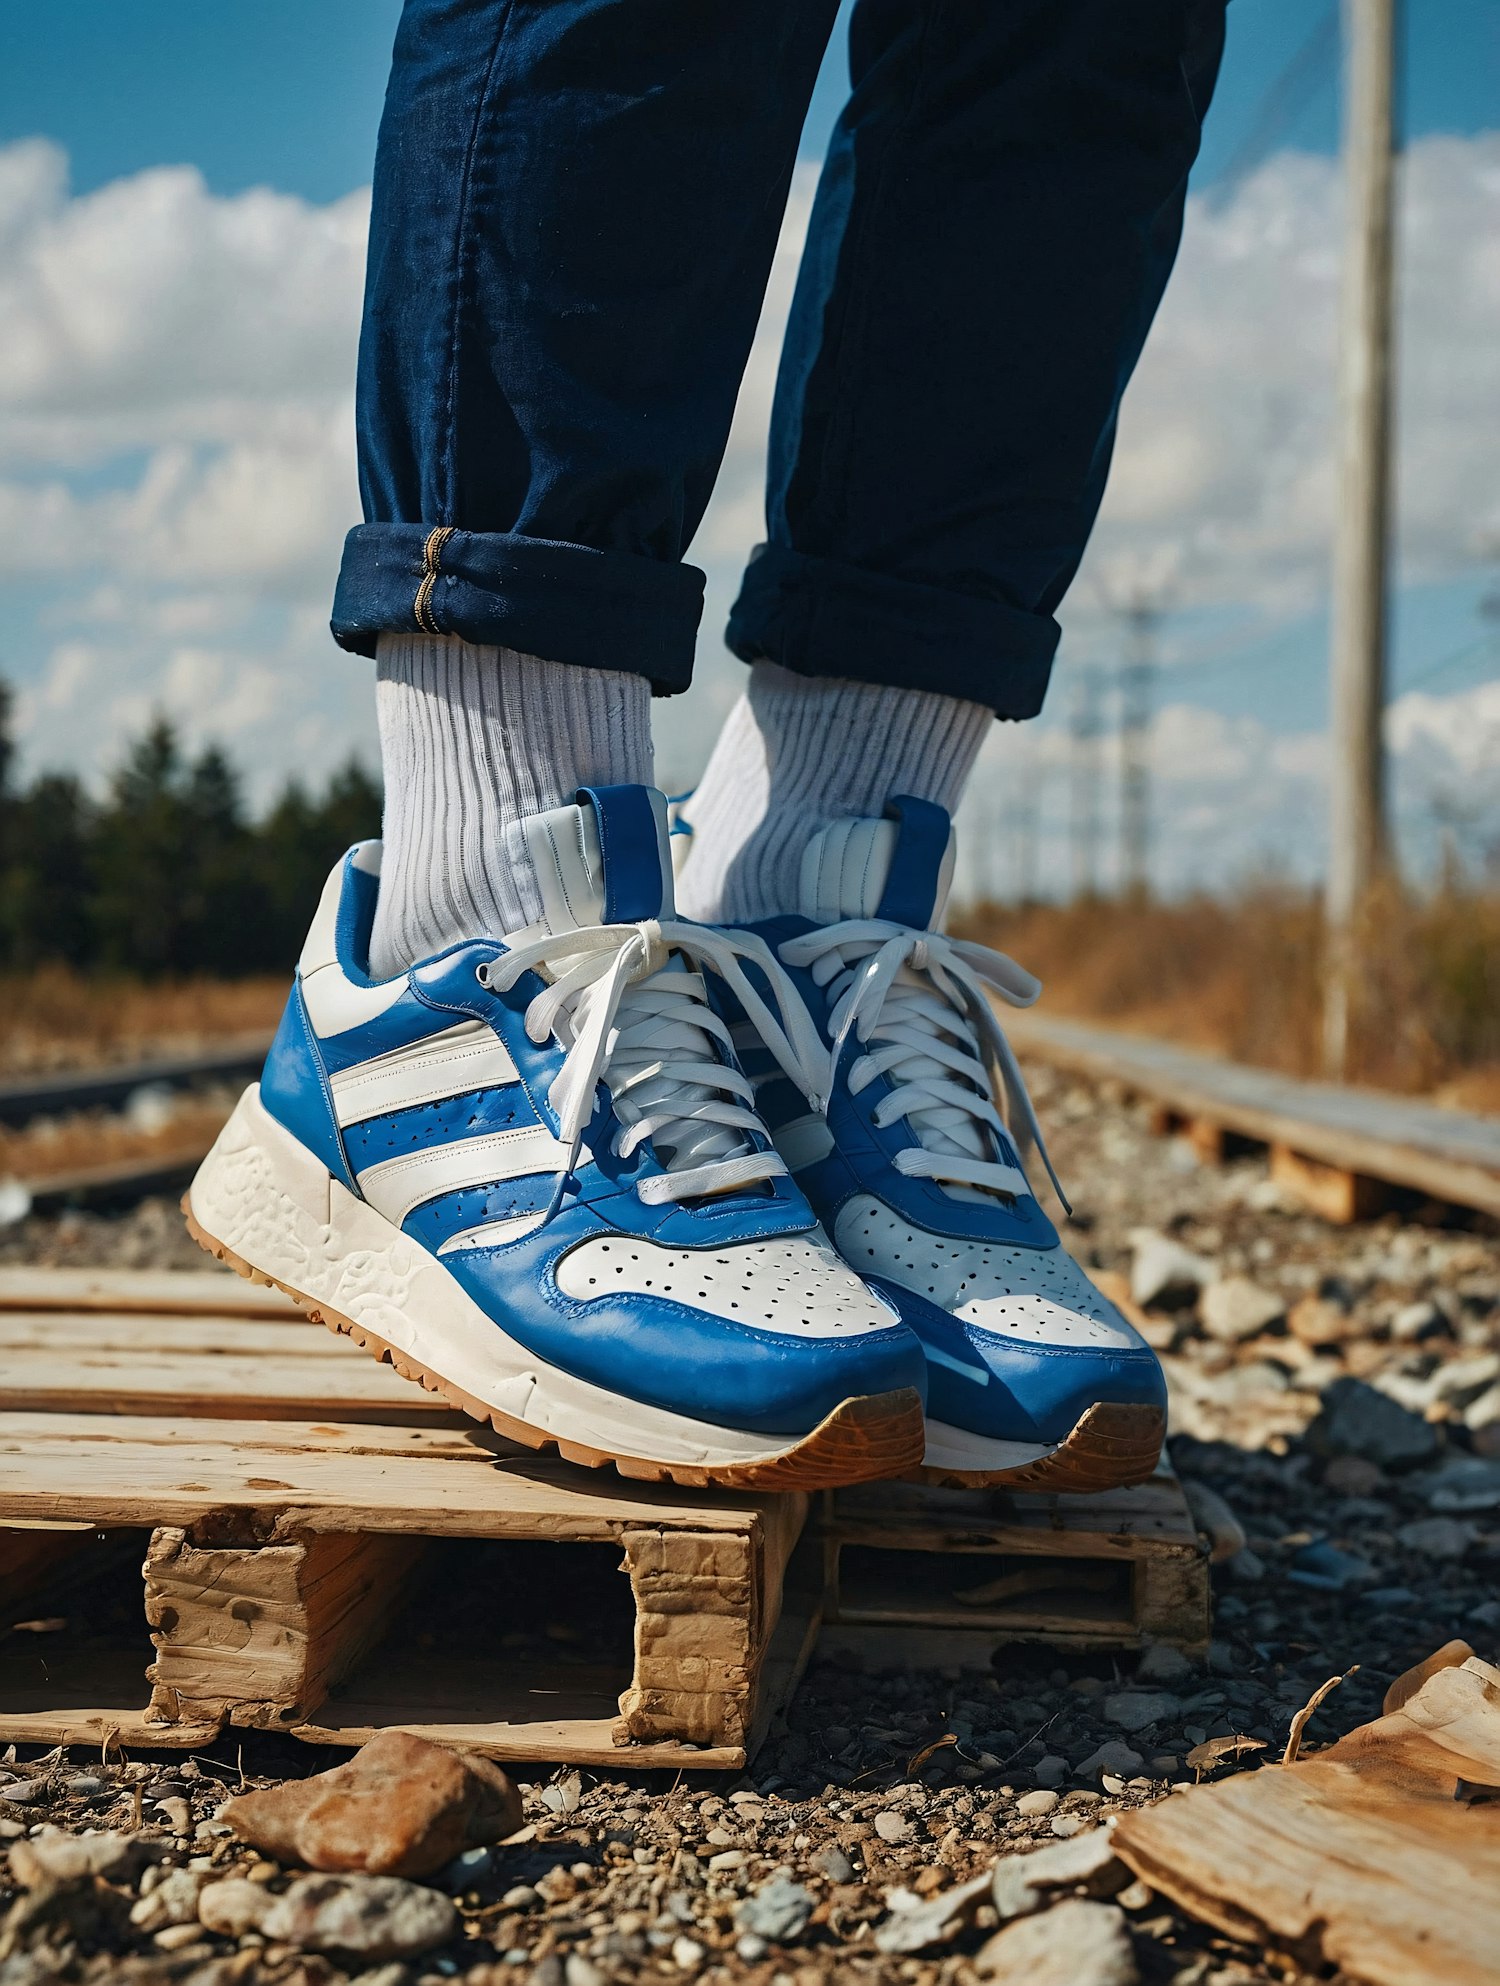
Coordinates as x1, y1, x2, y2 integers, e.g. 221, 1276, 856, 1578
832, 1194, 1144, 1349
554, 1232, 893, 1338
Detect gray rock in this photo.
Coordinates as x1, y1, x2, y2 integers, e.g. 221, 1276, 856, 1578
1051, 1814, 1090, 1837
1076, 1741, 1145, 1782
9, 1827, 165, 1890
261, 1874, 458, 1961
1391, 1300, 1446, 1342
1032, 1753, 1069, 1789
735, 1934, 769, 1963
198, 1879, 275, 1940
1103, 1690, 1178, 1733
1130, 1233, 1214, 1310
0, 1782, 48, 1807
810, 1844, 854, 1883
974, 1898, 1139, 1985
872, 1871, 992, 1955
873, 1810, 909, 1844
129, 1867, 212, 1932
990, 1830, 1129, 1922
1136, 1644, 1194, 1685
1395, 1516, 1477, 1559
564, 1956, 606, 1986
1434, 1353, 1500, 1407
1287, 1541, 1378, 1589
1200, 1276, 1285, 1344
734, 1875, 814, 1944
442, 1845, 494, 1887
1425, 1455, 1500, 1512
1308, 1377, 1441, 1469
1017, 1790, 1059, 1817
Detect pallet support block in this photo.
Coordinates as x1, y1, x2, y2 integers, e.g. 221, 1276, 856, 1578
616, 1494, 805, 1749
145, 1526, 423, 1731
1270, 1143, 1392, 1225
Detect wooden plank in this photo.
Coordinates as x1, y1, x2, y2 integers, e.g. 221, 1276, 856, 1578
0, 1268, 297, 1319
1009, 1013, 1500, 1218
0, 1413, 790, 1537
0, 1342, 458, 1424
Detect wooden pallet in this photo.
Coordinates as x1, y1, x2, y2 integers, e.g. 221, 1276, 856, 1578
1010, 1013, 1500, 1224
0, 1271, 1210, 1764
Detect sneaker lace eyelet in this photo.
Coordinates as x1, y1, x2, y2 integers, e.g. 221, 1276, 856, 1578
475, 961, 492, 987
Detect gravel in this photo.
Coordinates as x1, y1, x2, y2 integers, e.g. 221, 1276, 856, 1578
0, 1062, 1494, 1983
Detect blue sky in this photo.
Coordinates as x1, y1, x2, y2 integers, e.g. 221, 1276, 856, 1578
0, 2, 1496, 896
6, 0, 1498, 204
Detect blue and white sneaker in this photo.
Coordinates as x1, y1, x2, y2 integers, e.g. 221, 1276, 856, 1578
721, 796, 1167, 1491
185, 785, 926, 1488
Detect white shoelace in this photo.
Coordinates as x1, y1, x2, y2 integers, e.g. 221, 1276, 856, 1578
484, 920, 828, 1212
777, 919, 1070, 1214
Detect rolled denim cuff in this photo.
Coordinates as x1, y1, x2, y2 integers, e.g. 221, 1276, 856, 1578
331, 524, 706, 692
726, 542, 1059, 719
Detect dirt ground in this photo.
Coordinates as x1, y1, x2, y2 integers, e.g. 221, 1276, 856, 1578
1, 1060, 1497, 1985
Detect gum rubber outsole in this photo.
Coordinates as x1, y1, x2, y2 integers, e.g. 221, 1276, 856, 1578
183, 1195, 926, 1491
914, 1401, 1167, 1492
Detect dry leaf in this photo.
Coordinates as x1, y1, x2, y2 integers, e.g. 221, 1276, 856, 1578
906, 1734, 958, 1778
1186, 1734, 1267, 1776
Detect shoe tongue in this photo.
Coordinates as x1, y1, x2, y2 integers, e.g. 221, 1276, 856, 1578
798, 795, 957, 929
510, 785, 676, 936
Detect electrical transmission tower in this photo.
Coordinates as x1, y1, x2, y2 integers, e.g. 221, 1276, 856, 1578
1069, 671, 1104, 901
1118, 602, 1158, 900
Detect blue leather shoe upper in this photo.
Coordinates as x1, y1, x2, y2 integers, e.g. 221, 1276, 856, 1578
721, 796, 1166, 1448
258, 786, 925, 1437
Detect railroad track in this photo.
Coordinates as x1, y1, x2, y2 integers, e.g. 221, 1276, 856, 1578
6, 1017, 1498, 1225
0, 1035, 271, 1212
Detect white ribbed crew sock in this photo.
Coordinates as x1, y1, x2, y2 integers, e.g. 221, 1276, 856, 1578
367, 633, 653, 977
675, 661, 991, 924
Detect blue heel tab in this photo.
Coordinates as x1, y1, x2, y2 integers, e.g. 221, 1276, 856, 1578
334, 843, 384, 985
578, 785, 673, 922
877, 797, 952, 929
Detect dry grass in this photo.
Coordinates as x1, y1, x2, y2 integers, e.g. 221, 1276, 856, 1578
0, 968, 284, 1076
957, 882, 1500, 1112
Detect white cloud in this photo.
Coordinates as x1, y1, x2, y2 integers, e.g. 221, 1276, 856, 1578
0, 131, 1496, 892
1073, 135, 1500, 629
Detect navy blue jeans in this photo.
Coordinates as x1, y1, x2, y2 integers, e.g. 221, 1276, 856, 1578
333, 0, 1225, 717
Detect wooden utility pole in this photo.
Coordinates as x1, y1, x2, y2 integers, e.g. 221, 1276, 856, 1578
1324, 0, 1398, 1077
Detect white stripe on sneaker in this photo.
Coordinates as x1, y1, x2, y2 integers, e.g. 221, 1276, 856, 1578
356, 1124, 567, 1227
329, 1018, 519, 1126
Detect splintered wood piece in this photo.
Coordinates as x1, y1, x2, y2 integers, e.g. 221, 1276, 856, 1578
145, 1527, 423, 1729
1270, 1144, 1392, 1225
1113, 1655, 1500, 1986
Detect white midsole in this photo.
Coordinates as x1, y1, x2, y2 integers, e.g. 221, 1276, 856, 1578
188, 1085, 847, 1468
921, 1418, 1055, 1472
